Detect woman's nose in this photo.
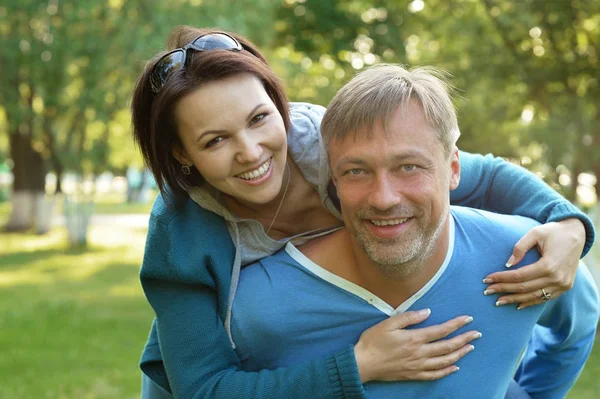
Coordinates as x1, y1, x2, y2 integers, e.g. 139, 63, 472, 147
235, 133, 263, 164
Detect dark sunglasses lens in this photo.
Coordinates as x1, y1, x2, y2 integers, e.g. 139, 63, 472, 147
150, 50, 186, 92
190, 33, 242, 51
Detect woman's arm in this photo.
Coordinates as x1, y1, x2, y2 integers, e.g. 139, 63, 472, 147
452, 151, 595, 307
452, 151, 594, 255
141, 206, 363, 399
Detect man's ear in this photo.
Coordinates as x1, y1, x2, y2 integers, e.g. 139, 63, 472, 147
172, 145, 192, 167
449, 147, 460, 190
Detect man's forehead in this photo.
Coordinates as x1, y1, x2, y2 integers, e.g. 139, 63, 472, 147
329, 124, 437, 152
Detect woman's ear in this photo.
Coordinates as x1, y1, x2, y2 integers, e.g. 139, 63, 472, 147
172, 145, 192, 167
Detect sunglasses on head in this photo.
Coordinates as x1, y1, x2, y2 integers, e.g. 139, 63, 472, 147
149, 32, 244, 94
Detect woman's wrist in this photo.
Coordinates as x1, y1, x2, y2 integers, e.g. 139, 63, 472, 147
354, 341, 375, 383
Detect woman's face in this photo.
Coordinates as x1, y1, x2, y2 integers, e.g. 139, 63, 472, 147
173, 73, 288, 206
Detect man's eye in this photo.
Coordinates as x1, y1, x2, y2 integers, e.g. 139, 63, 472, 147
402, 164, 417, 172
206, 136, 224, 148
250, 113, 267, 125
346, 169, 364, 176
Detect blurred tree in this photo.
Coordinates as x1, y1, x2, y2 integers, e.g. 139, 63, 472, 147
2, 0, 596, 238
273, 0, 599, 203
478, 0, 599, 202
0, 0, 278, 234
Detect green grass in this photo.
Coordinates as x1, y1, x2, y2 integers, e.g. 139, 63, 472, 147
0, 201, 9, 223
0, 222, 598, 398
0, 226, 153, 399
91, 191, 155, 215
570, 337, 600, 398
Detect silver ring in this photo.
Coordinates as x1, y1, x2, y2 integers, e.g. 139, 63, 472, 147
541, 288, 552, 301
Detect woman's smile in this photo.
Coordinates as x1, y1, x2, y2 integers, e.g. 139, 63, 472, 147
235, 157, 273, 182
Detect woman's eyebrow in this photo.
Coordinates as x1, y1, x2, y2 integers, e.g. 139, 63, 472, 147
195, 103, 267, 142
245, 103, 266, 122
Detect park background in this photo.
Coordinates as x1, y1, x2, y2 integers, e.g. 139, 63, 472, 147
1, 0, 599, 398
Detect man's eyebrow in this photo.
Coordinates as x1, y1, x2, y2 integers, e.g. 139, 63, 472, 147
390, 151, 430, 161
333, 157, 367, 173
335, 150, 429, 168
335, 157, 367, 166
196, 103, 266, 143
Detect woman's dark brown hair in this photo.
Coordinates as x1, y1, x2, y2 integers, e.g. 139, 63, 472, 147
131, 26, 290, 207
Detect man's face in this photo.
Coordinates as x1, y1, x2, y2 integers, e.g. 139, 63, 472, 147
328, 99, 460, 277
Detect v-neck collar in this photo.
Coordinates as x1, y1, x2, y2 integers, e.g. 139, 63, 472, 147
285, 215, 456, 316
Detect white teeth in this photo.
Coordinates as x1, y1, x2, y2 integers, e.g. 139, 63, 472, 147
237, 158, 271, 180
370, 218, 409, 227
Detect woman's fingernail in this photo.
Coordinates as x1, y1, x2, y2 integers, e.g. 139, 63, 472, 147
505, 256, 515, 268
467, 345, 475, 352
453, 366, 460, 372
484, 289, 494, 296
482, 278, 492, 284
472, 332, 482, 339
517, 306, 523, 310
418, 308, 431, 317
463, 316, 473, 324
496, 300, 507, 306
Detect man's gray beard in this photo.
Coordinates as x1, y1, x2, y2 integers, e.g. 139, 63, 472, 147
354, 207, 449, 280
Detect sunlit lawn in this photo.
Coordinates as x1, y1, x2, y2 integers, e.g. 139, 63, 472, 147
0, 226, 153, 399
0, 191, 154, 223
0, 215, 598, 398
90, 191, 155, 215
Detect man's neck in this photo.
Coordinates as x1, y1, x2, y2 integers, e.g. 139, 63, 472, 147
299, 216, 452, 309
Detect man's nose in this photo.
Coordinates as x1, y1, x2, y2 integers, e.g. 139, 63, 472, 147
367, 173, 402, 211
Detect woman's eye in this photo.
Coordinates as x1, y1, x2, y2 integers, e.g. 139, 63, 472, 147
206, 136, 224, 148
250, 113, 267, 125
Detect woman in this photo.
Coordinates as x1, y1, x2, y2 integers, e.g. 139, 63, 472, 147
132, 26, 593, 398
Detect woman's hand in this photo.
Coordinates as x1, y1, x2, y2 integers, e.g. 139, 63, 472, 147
482, 218, 586, 309
354, 309, 481, 382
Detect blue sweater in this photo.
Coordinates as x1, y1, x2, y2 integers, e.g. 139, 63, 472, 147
231, 208, 599, 398
140, 151, 596, 399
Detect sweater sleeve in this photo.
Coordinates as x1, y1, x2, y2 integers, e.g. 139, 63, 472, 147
140, 209, 365, 399
513, 262, 599, 398
451, 151, 595, 257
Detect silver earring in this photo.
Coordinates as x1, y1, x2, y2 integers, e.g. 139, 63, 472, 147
182, 165, 191, 175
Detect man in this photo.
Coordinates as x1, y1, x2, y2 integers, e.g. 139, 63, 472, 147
230, 64, 599, 398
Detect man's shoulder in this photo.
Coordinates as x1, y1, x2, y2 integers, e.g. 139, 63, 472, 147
237, 245, 315, 303
451, 206, 540, 236
450, 206, 541, 262
242, 246, 297, 277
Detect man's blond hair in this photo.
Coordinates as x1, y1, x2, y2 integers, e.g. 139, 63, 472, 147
321, 64, 460, 155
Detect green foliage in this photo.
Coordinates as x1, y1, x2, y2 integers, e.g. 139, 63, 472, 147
1, 0, 598, 200
0, 0, 280, 177
272, 0, 599, 202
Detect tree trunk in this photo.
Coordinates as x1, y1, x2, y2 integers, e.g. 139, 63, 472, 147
55, 168, 63, 194
5, 132, 47, 231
